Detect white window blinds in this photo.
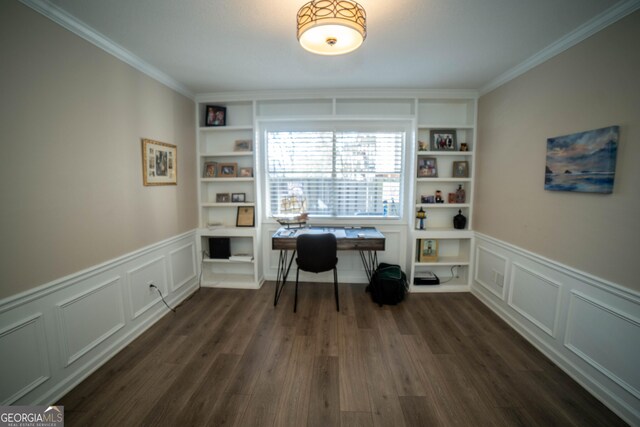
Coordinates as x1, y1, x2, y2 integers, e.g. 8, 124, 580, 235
266, 129, 404, 218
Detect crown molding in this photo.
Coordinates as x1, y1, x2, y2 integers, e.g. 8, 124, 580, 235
19, 0, 195, 100
479, 0, 640, 96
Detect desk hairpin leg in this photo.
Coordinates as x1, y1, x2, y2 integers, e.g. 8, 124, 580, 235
359, 250, 379, 284
274, 249, 296, 306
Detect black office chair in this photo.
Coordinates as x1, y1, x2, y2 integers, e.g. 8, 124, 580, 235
294, 233, 339, 313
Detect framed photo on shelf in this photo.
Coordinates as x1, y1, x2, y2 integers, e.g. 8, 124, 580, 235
205, 105, 226, 127
231, 193, 246, 203
218, 162, 237, 177
417, 157, 438, 177
418, 239, 438, 262
141, 138, 177, 186
430, 129, 457, 151
216, 193, 230, 203
203, 161, 217, 178
233, 140, 253, 152
421, 195, 435, 203
452, 161, 469, 178
236, 206, 255, 227
239, 167, 253, 177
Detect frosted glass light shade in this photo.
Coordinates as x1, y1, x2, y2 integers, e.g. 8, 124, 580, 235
297, 0, 367, 56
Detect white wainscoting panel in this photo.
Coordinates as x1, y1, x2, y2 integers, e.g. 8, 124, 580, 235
0, 314, 49, 404
472, 233, 640, 426
508, 263, 561, 338
56, 277, 125, 366
565, 290, 640, 400
169, 242, 197, 292
126, 257, 167, 320
0, 230, 198, 406
474, 245, 508, 299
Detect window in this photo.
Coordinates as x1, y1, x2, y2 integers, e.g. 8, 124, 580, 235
265, 126, 404, 218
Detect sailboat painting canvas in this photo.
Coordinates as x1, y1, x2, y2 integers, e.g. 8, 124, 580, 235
544, 126, 619, 194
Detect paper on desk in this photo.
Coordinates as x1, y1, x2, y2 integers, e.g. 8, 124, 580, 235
293, 228, 346, 238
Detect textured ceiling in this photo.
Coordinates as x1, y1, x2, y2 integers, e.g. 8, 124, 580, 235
46, 0, 625, 95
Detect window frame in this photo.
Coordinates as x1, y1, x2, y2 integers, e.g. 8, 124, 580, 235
259, 119, 411, 223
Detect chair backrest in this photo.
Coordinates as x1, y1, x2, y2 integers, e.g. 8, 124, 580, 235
296, 233, 338, 273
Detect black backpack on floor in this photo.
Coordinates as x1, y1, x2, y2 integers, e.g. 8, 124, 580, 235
366, 263, 408, 306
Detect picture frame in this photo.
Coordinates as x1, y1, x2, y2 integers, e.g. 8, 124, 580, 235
430, 129, 457, 151
141, 138, 177, 186
419, 239, 438, 262
216, 193, 230, 203
233, 140, 253, 152
231, 193, 246, 203
545, 125, 619, 193
236, 206, 255, 227
421, 195, 435, 203
218, 162, 237, 177
417, 157, 438, 177
452, 161, 469, 178
203, 161, 217, 178
418, 140, 429, 152
205, 105, 226, 127
239, 167, 253, 178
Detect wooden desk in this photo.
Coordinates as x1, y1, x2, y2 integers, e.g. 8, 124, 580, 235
272, 226, 385, 306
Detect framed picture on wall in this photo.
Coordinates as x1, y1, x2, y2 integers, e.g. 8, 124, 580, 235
142, 138, 177, 186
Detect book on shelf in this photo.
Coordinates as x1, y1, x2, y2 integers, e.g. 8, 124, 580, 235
207, 222, 225, 230
229, 254, 253, 262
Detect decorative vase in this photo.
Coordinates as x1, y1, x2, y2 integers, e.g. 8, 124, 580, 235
453, 209, 467, 230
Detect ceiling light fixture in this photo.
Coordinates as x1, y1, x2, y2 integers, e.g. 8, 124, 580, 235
297, 0, 367, 56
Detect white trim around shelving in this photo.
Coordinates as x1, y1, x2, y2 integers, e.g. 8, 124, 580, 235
416, 151, 473, 156
416, 178, 472, 183
198, 125, 253, 132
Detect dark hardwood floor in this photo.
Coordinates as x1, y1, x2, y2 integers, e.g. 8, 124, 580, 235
58, 282, 627, 426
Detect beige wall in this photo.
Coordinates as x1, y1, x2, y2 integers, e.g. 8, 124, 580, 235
476, 11, 640, 292
0, 2, 197, 299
